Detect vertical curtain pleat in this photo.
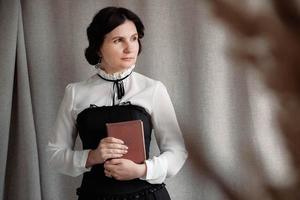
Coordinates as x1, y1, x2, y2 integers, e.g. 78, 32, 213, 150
1, 1, 42, 199
0, 0, 18, 199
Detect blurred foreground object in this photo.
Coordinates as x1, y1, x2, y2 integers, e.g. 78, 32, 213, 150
211, 0, 300, 199
189, 0, 300, 199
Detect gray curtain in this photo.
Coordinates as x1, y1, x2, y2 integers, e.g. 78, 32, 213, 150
0, 0, 294, 200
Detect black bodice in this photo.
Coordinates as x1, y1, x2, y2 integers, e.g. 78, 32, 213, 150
76, 104, 153, 196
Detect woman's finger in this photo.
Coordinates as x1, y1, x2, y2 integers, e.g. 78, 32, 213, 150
107, 143, 128, 150
106, 148, 127, 154
102, 137, 124, 144
104, 169, 112, 178
100, 138, 128, 150
103, 153, 124, 161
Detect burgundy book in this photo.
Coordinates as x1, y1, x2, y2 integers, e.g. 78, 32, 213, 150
106, 120, 146, 164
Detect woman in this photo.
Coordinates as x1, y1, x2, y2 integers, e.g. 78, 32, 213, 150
47, 7, 188, 200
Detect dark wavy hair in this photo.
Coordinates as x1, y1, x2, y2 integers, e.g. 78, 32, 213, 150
85, 7, 145, 65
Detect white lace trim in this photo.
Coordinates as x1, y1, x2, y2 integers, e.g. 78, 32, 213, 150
95, 65, 135, 80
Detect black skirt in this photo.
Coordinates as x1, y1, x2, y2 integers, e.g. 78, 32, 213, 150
77, 183, 171, 200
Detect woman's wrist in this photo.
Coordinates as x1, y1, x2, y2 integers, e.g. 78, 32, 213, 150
136, 163, 147, 178
85, 149, 97, 168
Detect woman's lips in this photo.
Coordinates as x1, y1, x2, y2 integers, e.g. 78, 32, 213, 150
121, 57, 135, 61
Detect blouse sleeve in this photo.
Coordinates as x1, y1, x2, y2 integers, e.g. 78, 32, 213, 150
47, 84, 91, 177
142, 82, 188, 184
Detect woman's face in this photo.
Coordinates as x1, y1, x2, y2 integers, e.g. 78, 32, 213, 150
99, 20, 139, 74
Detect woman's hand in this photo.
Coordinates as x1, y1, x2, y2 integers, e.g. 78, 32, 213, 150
85, 137, 128, 168
104, 159, 147, 180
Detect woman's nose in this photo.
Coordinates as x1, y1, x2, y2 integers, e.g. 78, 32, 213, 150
123, 41, 133, 53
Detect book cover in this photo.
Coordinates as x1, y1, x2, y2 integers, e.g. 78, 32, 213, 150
106, 120, 146, 164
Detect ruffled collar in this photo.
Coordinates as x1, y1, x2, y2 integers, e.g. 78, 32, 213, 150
96, 65, 135, 81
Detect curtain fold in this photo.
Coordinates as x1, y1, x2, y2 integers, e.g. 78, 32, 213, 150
2, 1, 42, 199
0, 0, 18, 199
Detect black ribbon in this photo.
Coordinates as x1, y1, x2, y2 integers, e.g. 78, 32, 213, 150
97, 72, 132, 105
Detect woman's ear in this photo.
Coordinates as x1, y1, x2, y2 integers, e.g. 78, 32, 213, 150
97, 52, 102, 63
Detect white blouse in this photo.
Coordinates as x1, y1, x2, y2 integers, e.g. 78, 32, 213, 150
47, 66, 188, 184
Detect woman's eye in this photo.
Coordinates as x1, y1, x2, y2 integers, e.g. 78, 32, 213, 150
113, 39, 122, 43
132, 36, 138, 41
